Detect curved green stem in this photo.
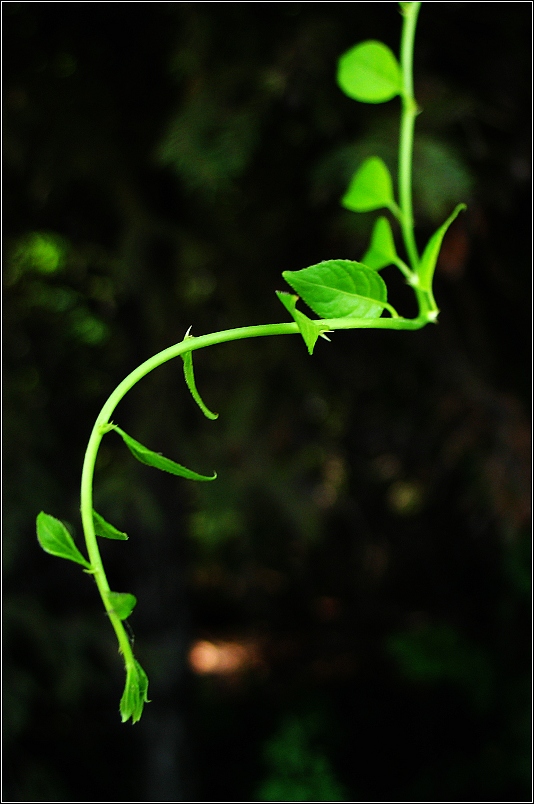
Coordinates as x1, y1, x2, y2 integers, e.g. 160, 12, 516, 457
398, 1, 421, 271
43, 1, 451, 725
79, 4, 430, 707
79, 310, 433, 669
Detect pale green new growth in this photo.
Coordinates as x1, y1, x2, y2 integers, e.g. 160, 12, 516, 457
36, 2, 465, 723
337, 40, 402, 103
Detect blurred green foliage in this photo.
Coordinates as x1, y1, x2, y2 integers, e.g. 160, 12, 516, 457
8, 231, 67, 278
257, 711, 346, 801
387, 621, 495, 710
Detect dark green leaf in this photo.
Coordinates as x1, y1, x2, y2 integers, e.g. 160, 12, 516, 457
182, 335, 218, 420
417, 203, 466, 291
112, 425, 216, 482
107, 591, 137, 620
276, 291, 331, 355
93, 510, 128, 540
337, 40, 402, 103
282, 260, 389, 320
36, 511, 92, 569
342, 157, 396, 213
362, 216, 398, 270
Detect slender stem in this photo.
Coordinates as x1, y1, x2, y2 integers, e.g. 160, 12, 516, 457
75, 288, 436, 720
398, 1, 421, 271
79, 311, 431, 662
81, 433, 134, 668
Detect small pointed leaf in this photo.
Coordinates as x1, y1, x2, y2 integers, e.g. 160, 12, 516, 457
417, 203, 466, 291
107, 591, 137, 620
276, 291, 329, 355
120, 660, 150, 724
182, 337, 218, 420
283, 259, 389, 320
93, 510, 128, 540
112, 425, 216, 482
337, 40, 402, 103
36, 511, 92, 569
362, 216, 398, 270
342, 157, 395, 213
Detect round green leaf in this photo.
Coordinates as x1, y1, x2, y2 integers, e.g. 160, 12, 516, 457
342, 157, 395, 213
337, 40, 402, 103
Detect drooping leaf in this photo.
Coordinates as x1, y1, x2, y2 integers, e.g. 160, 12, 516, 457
362, 216, 398, 269
93, 509, 128, 540
107, 591, 137, 620
120, 660, 150, 724
342, 157, 396, 214
181, 337, 218, 420
282, 260, 389, 320
135, 660, 149, 706
36, 511, 92, 569
276, 291, 331, 355
417, 203, 466, 291
111, 425, 216, 481
337, 40, 402, 103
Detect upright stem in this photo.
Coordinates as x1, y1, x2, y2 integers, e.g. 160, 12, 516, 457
398, 1, 421, 271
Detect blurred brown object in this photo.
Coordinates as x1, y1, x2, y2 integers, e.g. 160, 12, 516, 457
437, 218, 470, 280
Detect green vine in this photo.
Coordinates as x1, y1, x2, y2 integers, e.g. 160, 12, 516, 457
36, 2, 465, 723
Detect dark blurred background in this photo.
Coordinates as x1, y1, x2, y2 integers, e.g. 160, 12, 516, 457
3, 2, 531, 801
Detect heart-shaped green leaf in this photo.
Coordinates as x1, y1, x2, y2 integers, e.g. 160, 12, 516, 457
337, 40, 402, 103
112, 426, 216, 482
276, 291, 331, 355
93, 510, 128, 540
36, 511, 92, 568
282, 260, 388, 319
342, 157, 396, 213
417, 203, 466, 291
107, 591, 137, 620
362, 216, 398, 270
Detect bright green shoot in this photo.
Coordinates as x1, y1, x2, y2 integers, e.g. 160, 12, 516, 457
36, 2, 465, 723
